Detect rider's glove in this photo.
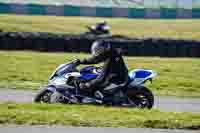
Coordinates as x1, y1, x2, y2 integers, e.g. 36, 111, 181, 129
74, 59, 81, 65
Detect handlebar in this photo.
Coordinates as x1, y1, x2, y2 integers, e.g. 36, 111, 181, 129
68, 59, 80, 66
68, 59, 103, 74
86, 26, 97, 33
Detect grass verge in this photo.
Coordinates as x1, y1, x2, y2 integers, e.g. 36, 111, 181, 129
1, 51, 200, 97
0, 102, 200, 129
0, 14, 200, 40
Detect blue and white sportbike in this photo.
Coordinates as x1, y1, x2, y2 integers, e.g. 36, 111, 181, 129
34, 60, 157, 109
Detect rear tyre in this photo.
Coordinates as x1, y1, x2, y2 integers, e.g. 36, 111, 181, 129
34, 87, 53, 103
126, 86, 154, 109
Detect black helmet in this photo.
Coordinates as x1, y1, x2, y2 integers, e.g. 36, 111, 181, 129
91, 40, 111, 56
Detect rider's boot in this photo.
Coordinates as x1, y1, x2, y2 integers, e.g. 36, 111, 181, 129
94, 90, 104, 99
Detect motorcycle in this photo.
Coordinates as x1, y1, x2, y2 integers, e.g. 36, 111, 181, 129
34, 60, 157, 109
80, 24, 112, 38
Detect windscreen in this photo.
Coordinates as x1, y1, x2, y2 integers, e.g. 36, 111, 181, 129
56, 64, 75, 76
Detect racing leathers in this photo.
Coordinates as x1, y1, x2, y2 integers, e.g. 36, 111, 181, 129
79, 48, 128, 95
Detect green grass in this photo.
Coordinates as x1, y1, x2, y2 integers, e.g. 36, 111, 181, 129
1, 51, 200, 97
0, 14, 200, 40
0, 102, 199, 129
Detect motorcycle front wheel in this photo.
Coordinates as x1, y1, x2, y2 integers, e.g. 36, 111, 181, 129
126, 86, 154, 109
33, 86, 53, 103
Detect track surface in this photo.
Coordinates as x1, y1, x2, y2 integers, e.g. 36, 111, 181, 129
0, 89, 199, 133
0, 126, 199, 133
0, 89, 200, 113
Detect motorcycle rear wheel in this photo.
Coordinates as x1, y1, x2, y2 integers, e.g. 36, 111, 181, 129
126, 86, 154, 109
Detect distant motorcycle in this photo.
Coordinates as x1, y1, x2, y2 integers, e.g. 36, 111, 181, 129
34, 60, 157, 109
80, 22, 112, 38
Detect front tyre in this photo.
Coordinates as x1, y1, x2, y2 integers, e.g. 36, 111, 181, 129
126, 86, 154, 109
34, 87, 53, 103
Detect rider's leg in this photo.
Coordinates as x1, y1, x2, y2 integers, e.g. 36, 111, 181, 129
79, 71, 107, 96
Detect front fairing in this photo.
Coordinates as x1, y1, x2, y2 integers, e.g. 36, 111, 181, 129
49, 63, 76, 80
49, 64, 99, 88
49, 76, 67, 86
49, 72, 81, 87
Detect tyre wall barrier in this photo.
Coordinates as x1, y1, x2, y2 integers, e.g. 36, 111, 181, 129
0, 32, 200, 57
0, 3, 200, 18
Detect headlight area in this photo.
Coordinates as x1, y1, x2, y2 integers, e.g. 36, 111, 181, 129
51, 77, 67, 86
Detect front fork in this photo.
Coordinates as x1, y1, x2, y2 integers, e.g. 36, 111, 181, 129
46, 85, 57, 92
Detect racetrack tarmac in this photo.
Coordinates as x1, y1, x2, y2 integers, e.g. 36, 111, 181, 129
0, 126, 199, 133
0, 89, 200, 113
0, 89, 200, 133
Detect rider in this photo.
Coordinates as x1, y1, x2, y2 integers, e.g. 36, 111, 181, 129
77, 40, 129, 97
